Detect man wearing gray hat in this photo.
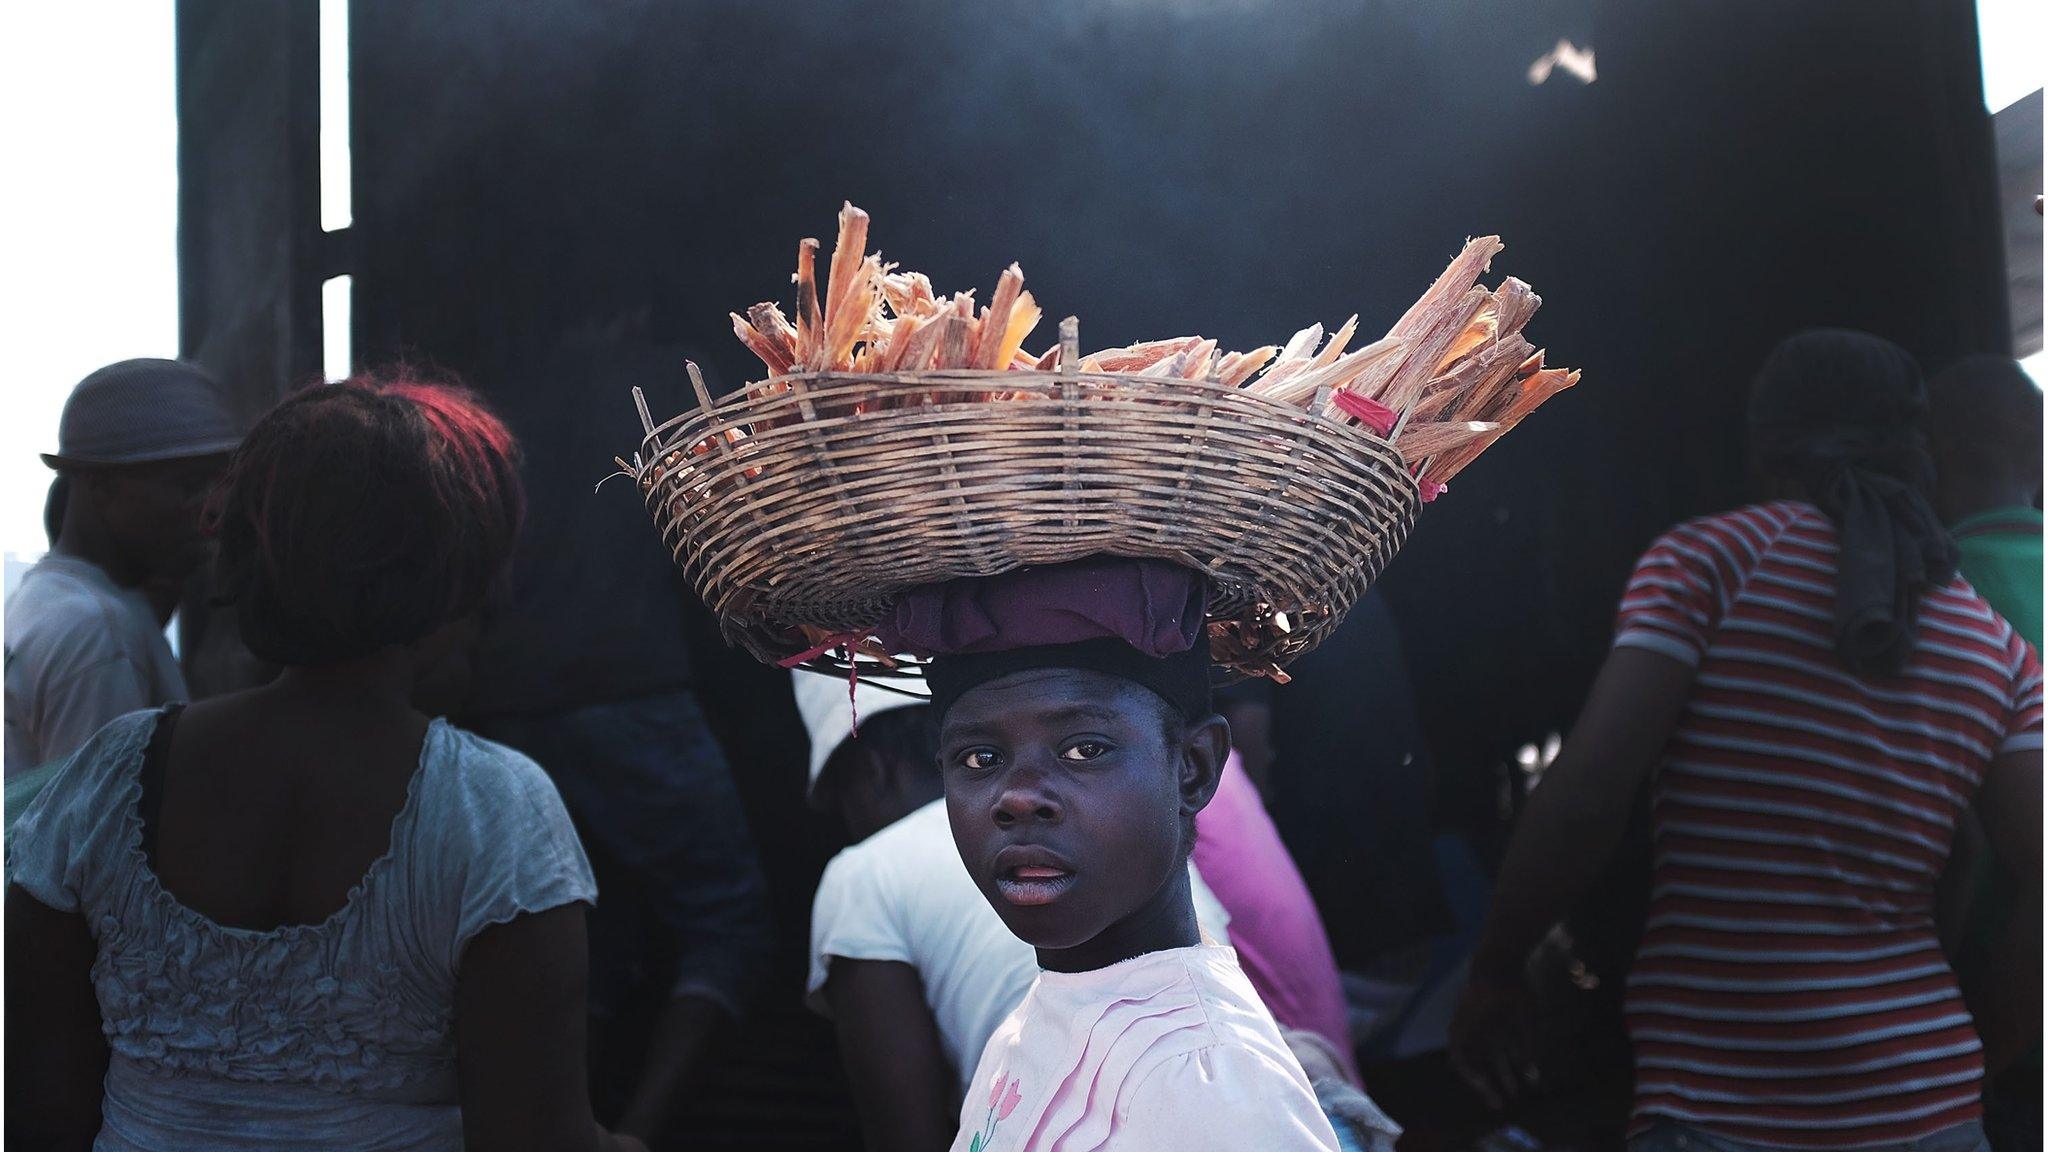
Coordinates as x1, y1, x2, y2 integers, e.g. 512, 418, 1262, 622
4, 358, 242, 781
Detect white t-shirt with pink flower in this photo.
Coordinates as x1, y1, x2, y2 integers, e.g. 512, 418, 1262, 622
951, 943, 1339, 1152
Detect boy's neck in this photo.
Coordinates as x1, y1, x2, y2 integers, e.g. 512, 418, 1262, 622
1036, 866, 1201, 974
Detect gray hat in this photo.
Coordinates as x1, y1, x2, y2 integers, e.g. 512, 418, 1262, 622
42, 358, 243, 469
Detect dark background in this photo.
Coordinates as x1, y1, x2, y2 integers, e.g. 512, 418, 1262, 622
178, 1, 2013, 1145
336, 0, 2010, 826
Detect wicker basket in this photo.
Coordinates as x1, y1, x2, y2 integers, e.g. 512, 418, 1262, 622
630, 325, 1420, 681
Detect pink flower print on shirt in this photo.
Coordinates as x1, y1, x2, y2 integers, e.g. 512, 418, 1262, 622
969, 1071, 1023, 1152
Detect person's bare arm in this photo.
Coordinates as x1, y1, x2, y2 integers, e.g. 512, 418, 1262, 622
1934, 808, 1990, 956
823, 958, 959, 1152
6, 885, 108, 1150
456, 905, 646, 1152
613, 992, 728, 1139
1968, 748, 2043, 1075
1450, 646, 1696, 1106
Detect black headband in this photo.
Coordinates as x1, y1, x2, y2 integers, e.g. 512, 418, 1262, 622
925, 634, 1214, 727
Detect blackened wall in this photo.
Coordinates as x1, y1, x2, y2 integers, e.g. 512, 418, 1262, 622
327, 1, 2006, 1141
347, 0, 2005, 817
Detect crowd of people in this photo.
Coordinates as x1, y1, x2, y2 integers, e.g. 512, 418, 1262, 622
2, 330, 2040, 1151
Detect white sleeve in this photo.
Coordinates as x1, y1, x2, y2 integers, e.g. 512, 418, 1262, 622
30, 651, 156, 773
7, 712, 157, 915
806, 846, 913, 1015
1121, 1045, 1342, 1151
413, 732, 597, 975
1188, 861, 1231, 942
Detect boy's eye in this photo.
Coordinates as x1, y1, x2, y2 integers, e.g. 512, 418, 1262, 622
1059, 741, 1111, 762
957, 749, 1002, 771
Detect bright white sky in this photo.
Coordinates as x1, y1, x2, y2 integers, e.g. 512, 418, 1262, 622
1977, 0, 2044, 114
0, 4, 179, 568
0, 2, 2038, 569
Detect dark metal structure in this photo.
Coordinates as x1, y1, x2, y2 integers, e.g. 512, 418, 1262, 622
176, 0, 329, 424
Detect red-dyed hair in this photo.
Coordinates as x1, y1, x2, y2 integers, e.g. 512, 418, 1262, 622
208, 373, 523, 665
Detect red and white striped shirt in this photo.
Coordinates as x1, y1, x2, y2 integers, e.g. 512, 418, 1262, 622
1614, 502, 2043, 1149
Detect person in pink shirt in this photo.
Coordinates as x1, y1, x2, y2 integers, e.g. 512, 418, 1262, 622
883, 558, 1341, 1152
1193, 755, 1361, 1087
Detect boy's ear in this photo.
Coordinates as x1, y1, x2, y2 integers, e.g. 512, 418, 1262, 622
1177, 713, 1230, 817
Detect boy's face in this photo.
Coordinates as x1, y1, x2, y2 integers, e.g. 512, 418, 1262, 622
940, 668, 1224, 959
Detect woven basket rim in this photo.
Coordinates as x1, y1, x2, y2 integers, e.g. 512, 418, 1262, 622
636, 366, 1420, 469
631, 367, 1422, 679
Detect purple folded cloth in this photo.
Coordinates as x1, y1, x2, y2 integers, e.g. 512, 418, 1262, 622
875, 557, 1205, 658
878, 558, 1215, 723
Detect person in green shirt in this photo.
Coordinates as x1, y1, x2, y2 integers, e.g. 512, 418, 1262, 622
1928, 352, 2042, 1152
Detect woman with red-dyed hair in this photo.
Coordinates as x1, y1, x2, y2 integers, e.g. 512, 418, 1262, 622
7, 376, 646, 1152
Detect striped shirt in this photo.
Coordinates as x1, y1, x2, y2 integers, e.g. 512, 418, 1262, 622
1614, 502, 2043, 1149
